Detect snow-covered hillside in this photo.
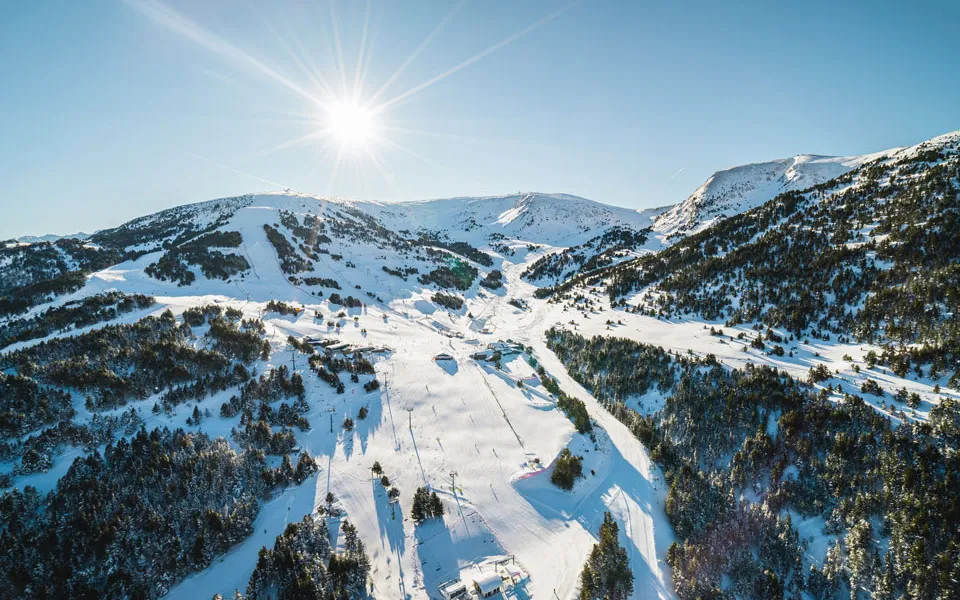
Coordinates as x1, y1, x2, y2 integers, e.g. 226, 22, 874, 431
360, 192, 662, 247
652, 149, 897, 241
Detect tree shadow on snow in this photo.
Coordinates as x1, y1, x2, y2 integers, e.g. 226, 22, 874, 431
512, 438, 675, 598
354, 386, 384, 456
413, 518, 458, 596
372, 479, 406, 556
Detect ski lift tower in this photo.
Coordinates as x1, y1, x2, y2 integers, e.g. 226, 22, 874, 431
327, 405, 336, 433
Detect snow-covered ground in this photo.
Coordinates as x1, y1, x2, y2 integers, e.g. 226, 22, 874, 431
0, 196, 679, 599
4, 170, 954, 598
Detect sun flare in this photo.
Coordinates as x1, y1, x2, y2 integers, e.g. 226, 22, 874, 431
124, 0, 575, 190
325, 101, 375, 147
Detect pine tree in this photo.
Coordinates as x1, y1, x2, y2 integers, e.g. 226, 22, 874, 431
294, 451, 315, 483
410, 487, 444, 524
429, 491, 444, 518
845, 520, 876, 600
411, 488, 427, 524
278, 454, 295, 485
579, 512, 633, 600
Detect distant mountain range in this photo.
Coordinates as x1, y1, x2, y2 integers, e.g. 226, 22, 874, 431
14, 231, 90, 244
2, 133, 912, 250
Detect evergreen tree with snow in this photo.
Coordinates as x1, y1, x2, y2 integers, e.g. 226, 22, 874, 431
579, 512, 633, 600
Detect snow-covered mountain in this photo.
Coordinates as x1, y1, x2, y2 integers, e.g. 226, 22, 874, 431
652, 149, 897, 240
77, 191, 659, 255
0, 132, 944, 320
14, 231, 90, 244
602, 128, 960, 371
2, 129, 957, 600
359, 192, 662, 247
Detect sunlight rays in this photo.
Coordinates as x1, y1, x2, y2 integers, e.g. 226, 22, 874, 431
267, 24, 337, 103
352, 0, 374, 100
252, 129, 330, 160
327, 144, 346, 193
123, 0, 322, 106
366, 0, 467, 107
328, 0, 350, 98
125, 0, 575, 191
184, 152, 290, 189
370, 0, 578, 114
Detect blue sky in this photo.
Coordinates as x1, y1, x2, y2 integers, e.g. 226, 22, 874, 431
1, 0, 957, 238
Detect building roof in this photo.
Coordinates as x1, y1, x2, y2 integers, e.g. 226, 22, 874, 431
441, 579, 465, 589
473, 572, 502, 594
439, 579, 466, 595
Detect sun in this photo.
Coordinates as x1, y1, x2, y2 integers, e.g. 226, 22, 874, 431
325, 101, 375, 148
128, 0, 576, 191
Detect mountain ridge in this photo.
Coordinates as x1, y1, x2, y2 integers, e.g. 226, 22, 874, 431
651, 149, 899, 240
11, 129, 958, 249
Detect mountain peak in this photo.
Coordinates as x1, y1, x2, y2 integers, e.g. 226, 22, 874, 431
651, 146, 904, 240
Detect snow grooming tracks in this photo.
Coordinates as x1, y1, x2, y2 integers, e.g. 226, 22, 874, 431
472, 359, 525, 449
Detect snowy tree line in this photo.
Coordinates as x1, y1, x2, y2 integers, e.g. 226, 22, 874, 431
1, 308, 269, 414
0, 291, 155, 349
0, 426, 317, 598
547, 328, 959, 599
0, 237, 124, 316
1, 305, 282, 490
238, 514, 370, 600
145, 230, 250, 286
579, 512, 634, 600
523, 225, 649, 285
